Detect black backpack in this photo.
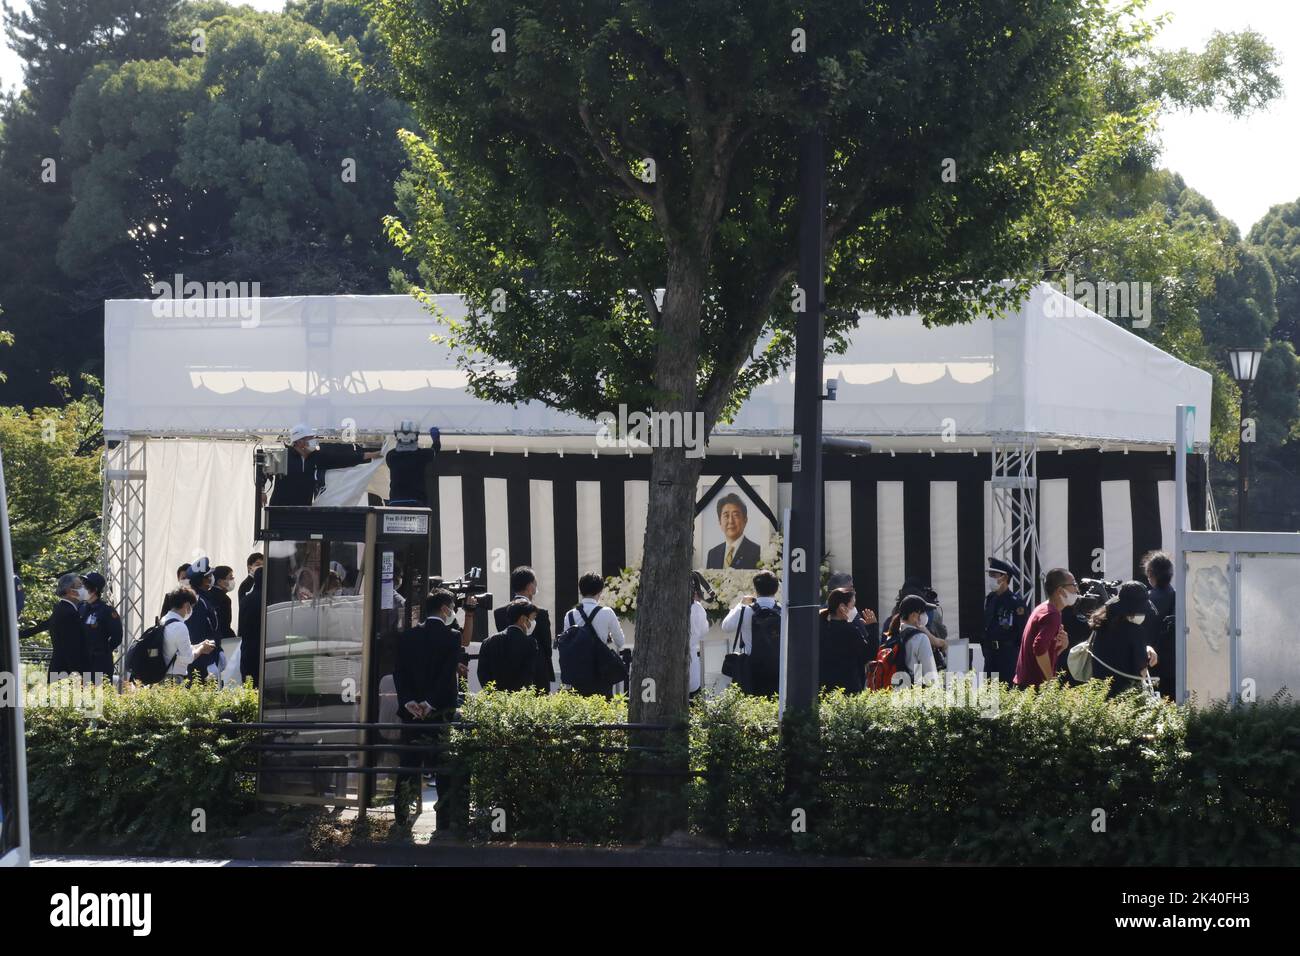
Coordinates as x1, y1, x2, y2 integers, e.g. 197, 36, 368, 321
557, 605, 627, 693
127, 619, 176, 685
749, 604, 782, 694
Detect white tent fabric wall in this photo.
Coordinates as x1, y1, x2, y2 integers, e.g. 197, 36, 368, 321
143, 439, 258, 634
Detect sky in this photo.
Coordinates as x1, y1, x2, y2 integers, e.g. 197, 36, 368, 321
1, 0, 1297, 234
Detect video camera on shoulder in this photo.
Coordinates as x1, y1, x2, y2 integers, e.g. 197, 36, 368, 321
1075, 578, 1120, 617
1077, 577, 1121, 600
433, 566, 493, 612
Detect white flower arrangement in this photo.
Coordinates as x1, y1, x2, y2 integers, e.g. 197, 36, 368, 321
602, 531, 830, 624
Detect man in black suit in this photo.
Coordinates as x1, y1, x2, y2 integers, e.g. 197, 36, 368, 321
237, 552, 263, 604
492, 566, 554, 691
393, 589, 464, 828
705, 493, 762, 569
48, 573, 88, 678
480, 599, 540, 692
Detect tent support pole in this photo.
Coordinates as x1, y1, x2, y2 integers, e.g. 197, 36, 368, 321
990, 438, 1042, 603
102, 435, 148, 680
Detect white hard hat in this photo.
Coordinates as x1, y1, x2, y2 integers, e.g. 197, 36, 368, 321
289, 423, 316, 444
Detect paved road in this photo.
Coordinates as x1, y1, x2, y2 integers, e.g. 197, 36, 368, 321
34, 855, 368, 867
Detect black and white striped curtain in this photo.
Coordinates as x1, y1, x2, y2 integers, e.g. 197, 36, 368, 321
423, 450, 1202, 641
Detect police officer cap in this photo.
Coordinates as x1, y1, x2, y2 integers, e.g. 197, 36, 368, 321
82, 572, 106, 593
986, 557, 1020, 579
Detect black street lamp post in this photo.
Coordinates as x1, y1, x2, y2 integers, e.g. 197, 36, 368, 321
1227, 346, 1264, 531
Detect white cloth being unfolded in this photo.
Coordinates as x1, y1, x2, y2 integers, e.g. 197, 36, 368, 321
312, 436, 395, 506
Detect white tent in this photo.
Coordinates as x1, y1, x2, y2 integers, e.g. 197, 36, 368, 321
102, 283, 1212, 650
105, 283, 1211, 446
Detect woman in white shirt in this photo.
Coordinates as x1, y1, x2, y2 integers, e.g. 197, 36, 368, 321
160, 589, 215, 681
688, 574, 710, 698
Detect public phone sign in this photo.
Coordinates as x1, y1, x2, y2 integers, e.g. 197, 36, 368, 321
382, 513, 429, 536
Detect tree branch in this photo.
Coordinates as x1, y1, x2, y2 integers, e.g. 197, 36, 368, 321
699, 255, 799, 426
577, 99, 671, 232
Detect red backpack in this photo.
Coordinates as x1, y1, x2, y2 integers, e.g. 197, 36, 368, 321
867, 629, 908, 690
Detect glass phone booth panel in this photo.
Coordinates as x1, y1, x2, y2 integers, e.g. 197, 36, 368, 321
258, 507, 431, 809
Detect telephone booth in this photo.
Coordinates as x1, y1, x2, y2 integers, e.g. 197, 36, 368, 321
257, 506, 432, 808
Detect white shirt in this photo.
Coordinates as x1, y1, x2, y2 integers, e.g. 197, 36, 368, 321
564, 598, 625, 650
161, 610, 197, 675
689, 601, 709, 693
720, 597, 778, 655
903, 627, 938, 685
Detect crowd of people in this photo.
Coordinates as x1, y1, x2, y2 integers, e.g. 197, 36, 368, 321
42, 551, 267, 689
155, 552, 266, 687
44, 545, 1176, 706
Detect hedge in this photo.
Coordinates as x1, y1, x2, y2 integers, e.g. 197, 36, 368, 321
24, 677, 259, 851
22, 677, 1299, 863
457, 681, 1300, 864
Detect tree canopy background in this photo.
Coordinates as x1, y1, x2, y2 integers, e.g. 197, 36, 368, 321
0, 0, 1296, 643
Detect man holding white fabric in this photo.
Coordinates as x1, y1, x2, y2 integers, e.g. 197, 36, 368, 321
266, 423, 379, 506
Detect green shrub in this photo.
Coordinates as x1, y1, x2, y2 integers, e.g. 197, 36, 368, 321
688, 688, 782, 845
1150, 695, 1300, 865
24, 678, 259, 850
24, 675, 1299, 863
808, 679, 1187, 863
455, 689, 630, 842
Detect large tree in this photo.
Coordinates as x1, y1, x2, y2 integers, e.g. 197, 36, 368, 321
0, 0, 185, 402
1250, 199, 1300, 351
0, 1, 412, 402
0, 376, 103, 634
55, 9, 413, 297
369, 0, 1169, 732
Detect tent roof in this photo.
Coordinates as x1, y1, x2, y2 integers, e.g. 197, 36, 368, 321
103, 283, 1212, 447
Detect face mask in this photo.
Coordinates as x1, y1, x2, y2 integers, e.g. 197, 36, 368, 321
76, 587, 90, 601
525, 619, 537, 635
307, 439, 321, 453
181, 609, 192, 622
1062, 591, 1079, 606
848, 607, 859, 622
1128, 613, 1146, 625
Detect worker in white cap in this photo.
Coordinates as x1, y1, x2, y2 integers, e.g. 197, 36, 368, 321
386, 420, 441, 506
267, 422, 380, 506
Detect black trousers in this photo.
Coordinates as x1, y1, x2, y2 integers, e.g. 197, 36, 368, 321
394, 710, 461, 829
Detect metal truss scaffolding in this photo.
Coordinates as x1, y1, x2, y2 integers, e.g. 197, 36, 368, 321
102, 436, 146, 679
990, 438, 1042, 603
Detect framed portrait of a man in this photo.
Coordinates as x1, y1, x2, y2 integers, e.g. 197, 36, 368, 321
695, 478, 776, 570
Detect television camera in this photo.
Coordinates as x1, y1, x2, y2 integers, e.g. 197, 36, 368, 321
433, 566, 493, 612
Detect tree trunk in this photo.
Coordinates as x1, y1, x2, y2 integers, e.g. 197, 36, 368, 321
626, 253, 709, 838
629, 251, 709, 729
630, 443, 702, 724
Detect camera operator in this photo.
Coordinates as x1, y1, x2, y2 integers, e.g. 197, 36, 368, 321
1056, 577, 1111, 682
392, 588, 469, 828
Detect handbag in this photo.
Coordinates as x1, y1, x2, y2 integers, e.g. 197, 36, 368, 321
1066, 632, 1095, 682
721, 607, 753, 691
1068, 631, 1151, 689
